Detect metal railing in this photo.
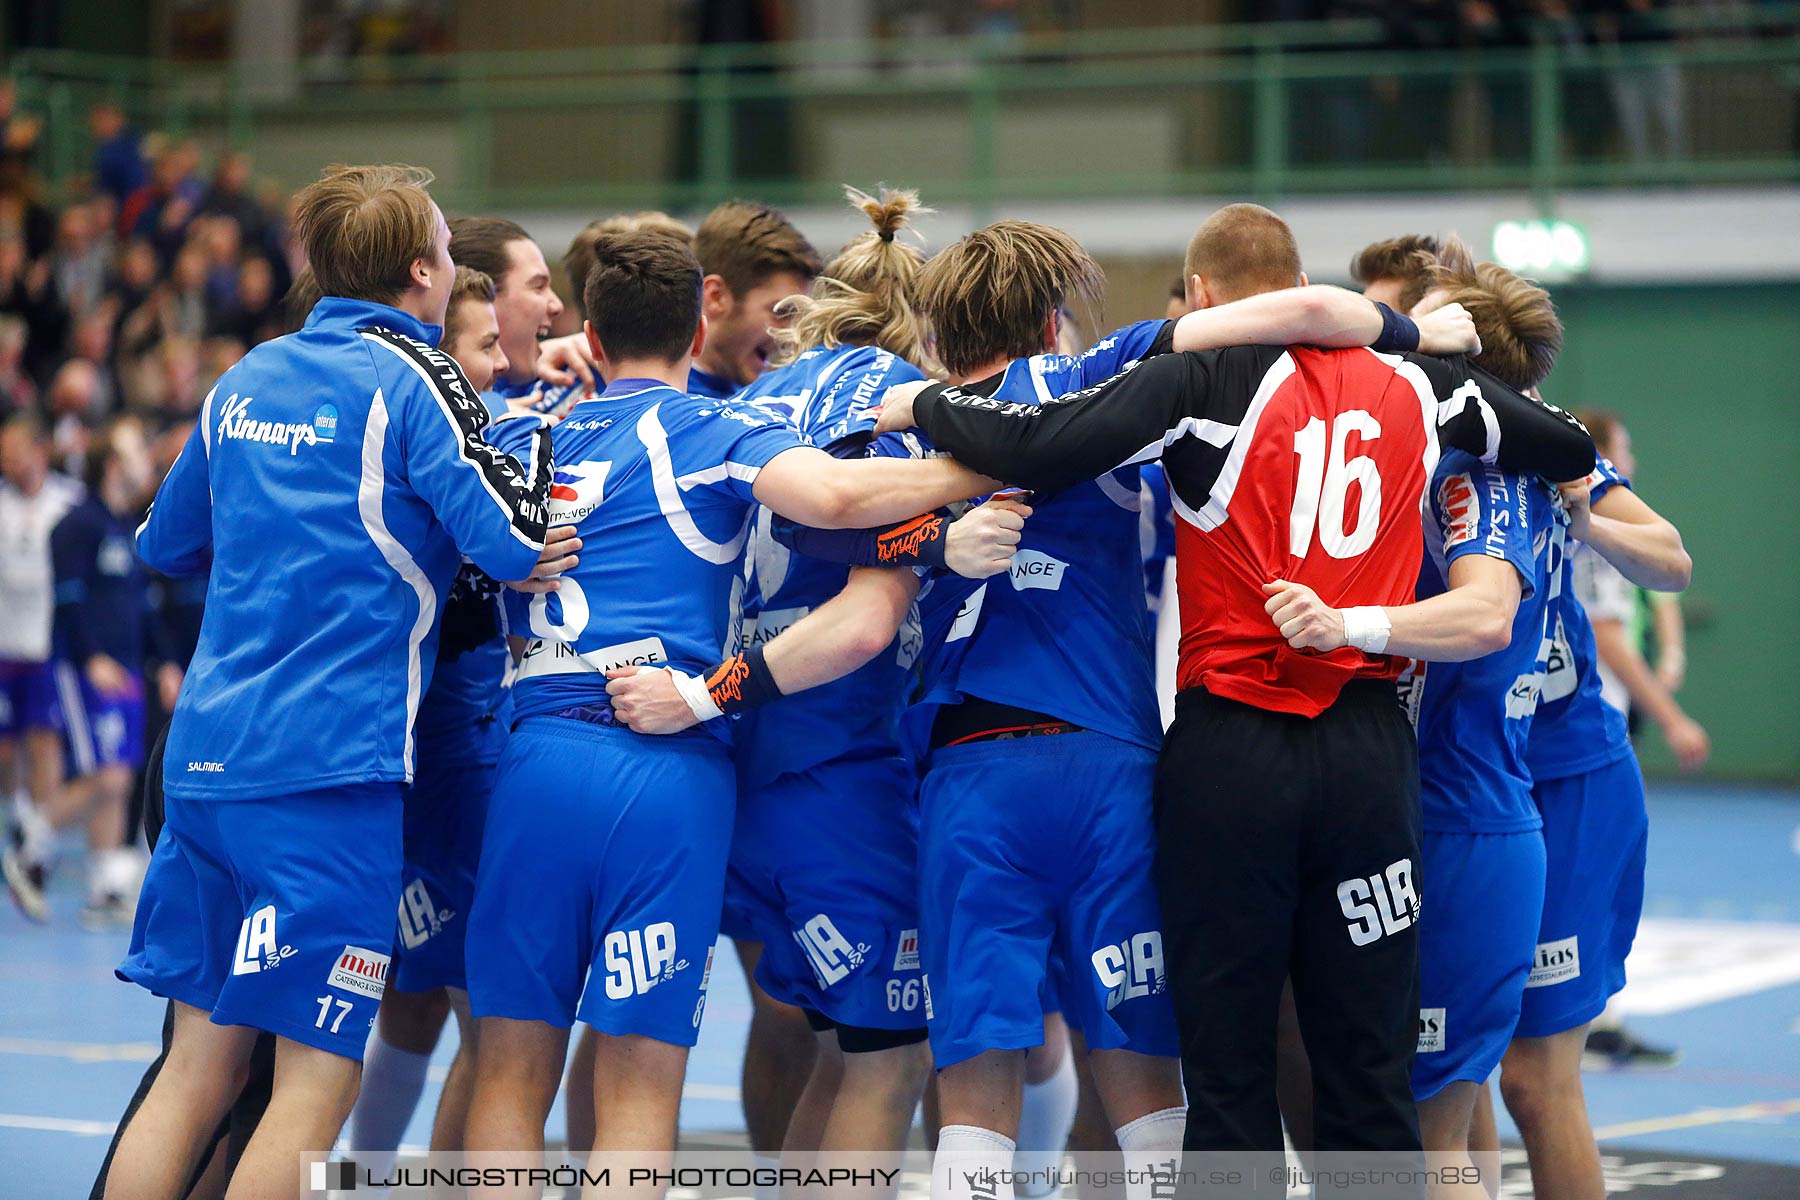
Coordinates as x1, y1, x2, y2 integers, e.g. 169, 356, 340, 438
8, 8, 1798, 215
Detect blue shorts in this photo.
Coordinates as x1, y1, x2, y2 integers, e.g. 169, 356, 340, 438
917, 732, 1179, 1069
1515, 755, 1648, 1039
719, 867, 760, 943
0, 659, 62, 736
734, 756, 924, 1034
55, 661, 144, 775
117, 784, 404, 1060
465, 717, 733, 1045
390, 756, 498, 995
1412, 829, 1546, 1101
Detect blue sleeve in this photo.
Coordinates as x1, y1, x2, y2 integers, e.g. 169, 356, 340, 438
373, 329, 554, 583
1431, 455, 1538, 597
51, 510, 102, 665
696, 405, 810, 504
1071, 320, 1173, 388
137, 418, 213, 578
814, 352, 926, 450
1581, 455, 1631, 505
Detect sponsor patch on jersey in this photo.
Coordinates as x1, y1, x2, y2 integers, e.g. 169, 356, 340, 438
547, 461, 610, 522
894, 928, 921, 972
328, 945, 391, 998
516, 636, 668, 680
1008, 549, 1068, 592
1418, 1007, 1447, 1053
946, 584, 986, 643
216, 394, 331, 456
1525, 935, 1581, 988
1438, 472, 1478, 549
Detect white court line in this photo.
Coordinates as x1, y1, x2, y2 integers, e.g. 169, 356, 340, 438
0, 1037, 160, 1063
1595, 1096, 1800, 1140
0, 1114, 118, 1136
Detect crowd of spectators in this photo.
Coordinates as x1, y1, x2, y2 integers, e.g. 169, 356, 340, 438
0, 92, 295, 483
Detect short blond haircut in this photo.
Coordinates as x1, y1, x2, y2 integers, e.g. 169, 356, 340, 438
1184, 203, 1303, 303
443, 266, 496, 350
563, 212, 694, 321
1430, 261, 1563, 391
915, 220, 1102, 379
294, 164, 438, 305
772, 186, 935, 372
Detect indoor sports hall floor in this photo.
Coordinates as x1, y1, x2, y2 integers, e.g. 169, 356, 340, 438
4, 783, 1797, 1199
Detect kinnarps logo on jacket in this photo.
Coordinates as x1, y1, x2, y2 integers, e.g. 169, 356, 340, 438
217, 394, 338, 456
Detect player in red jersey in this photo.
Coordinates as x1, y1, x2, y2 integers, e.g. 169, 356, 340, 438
882, 205, 1594, 1186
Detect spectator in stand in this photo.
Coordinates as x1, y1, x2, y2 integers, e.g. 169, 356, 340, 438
121, 140, 205, 265
89, 102, 148, 207
46, 360, 100, 479
50, 203, 113, 318
0, 227, 68, 383
0, 316, 37, 416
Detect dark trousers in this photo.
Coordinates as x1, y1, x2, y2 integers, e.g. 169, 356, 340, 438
1154, 682, 1424, 1166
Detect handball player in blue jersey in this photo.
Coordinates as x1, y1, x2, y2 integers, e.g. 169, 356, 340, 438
342, 265, 519, 1175
1500, 433, 1691, 1199
108, 164, 564, 1200
611, 187, 1029, 1165
458, 228, 997, 1174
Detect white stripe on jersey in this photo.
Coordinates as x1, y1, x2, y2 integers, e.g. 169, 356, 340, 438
356, 388, 436, 780
360, 330, 547, 552
1180, 351, 1297, 533
1095, 469, 1142, 512
638, 403, 754, 565
1369, 350, 1446, 524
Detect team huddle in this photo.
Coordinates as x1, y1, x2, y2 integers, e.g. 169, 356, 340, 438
88, 162, 1690, 1200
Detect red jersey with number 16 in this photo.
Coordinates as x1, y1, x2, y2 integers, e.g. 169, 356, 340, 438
1169, 347, 1443, 716
907, 343, 1596, 719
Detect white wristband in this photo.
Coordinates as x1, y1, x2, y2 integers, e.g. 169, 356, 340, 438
667, 667, 724, 723
1342, 606, 1393, 655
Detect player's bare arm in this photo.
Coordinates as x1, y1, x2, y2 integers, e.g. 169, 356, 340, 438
751, 444, 999, 530
1263, 551, 1522, 662
1171, 289, 1479, 356
606, 566, 921, 735
1560, 481, 1692, 592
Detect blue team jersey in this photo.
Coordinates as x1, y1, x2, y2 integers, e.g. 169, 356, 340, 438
1526, 456, 1635, 781
1405, 451, 1562, 833
137, 297, 552, 800
731, 344, 931, 786
498, 378, 807, 741
927, 320, 1169, 751
414, 390, 517, 769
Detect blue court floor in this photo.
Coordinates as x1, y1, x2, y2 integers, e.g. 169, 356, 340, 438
3, 784, 1797, 1198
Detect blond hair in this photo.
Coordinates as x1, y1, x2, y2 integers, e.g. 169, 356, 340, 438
1184, 203, 1303, 303
1353, 233, 1477, 314
915, 220, 1102, 379
563, 212, 695, 321
1429, 260, 1563, 391
443, 266, 496, 350
294, 164, 438, 305
771, 186, 934, 371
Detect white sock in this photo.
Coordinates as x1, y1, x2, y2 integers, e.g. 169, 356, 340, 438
752, 1152, 780, 1200
934, 1125, 1016, 1200
347, 1034, 434, 1184
88, 847, 139, 900
1015, 1051, 1077, 1198
11, 790, 49, 859
1115, 1107, 1184, 1200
